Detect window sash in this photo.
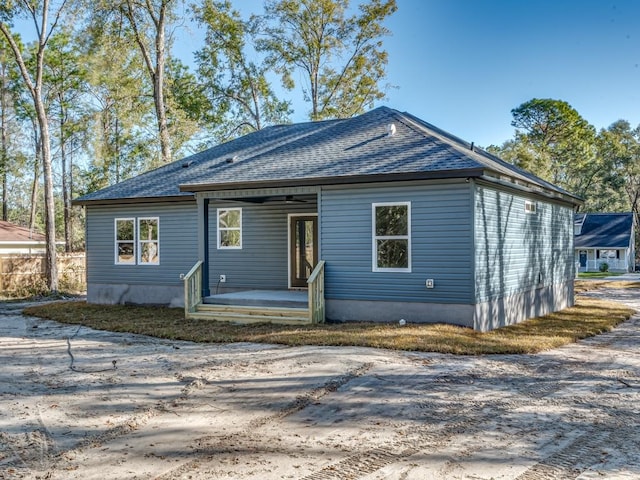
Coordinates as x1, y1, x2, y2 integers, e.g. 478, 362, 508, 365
372, 202, 411, 272
115, 218, 136, 264
217, 208, 242, 249
138, 217, 159, 265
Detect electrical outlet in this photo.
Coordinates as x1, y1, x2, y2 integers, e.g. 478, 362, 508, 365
219, 274, 226, 283
426, 279, 434, 289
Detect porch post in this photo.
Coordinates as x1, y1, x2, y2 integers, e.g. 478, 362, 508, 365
198, 196, 211, 297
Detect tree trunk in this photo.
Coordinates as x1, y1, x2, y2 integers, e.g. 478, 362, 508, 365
0, 61, 7, 221
29, 125, 40, 232
154, 7, 171, 165
35, 93, 58, 292
60, 100, 71, 252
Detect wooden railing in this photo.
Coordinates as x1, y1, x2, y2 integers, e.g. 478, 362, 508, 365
307, 260, 325, 323
183, 260, 203, 317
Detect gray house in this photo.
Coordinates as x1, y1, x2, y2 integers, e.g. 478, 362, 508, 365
575, 213, 635, 272
75, 107, 581, 331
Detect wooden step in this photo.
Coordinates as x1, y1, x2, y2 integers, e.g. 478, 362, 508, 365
197, 304, 309, 317
189, 304, 311, 325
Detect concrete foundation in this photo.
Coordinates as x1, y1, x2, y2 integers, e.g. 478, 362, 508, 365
326, 298, 475, 328
88, 283, 185, 308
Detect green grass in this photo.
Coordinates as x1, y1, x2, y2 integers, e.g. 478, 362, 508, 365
23, 293, 636, 355
578, 272, 625, 279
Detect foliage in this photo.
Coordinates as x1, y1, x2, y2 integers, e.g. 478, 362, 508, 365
599, 262, 609, 273
255, 0, 397, 120
193, 0, 291, 143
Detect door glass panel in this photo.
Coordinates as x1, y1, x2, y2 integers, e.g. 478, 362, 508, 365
291, 217, 317, 287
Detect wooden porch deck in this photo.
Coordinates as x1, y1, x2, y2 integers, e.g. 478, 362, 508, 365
183, 261, 325, 325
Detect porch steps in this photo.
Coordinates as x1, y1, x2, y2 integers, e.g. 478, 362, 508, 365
190, 303, 311, 325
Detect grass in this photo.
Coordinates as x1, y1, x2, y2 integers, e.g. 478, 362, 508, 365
23, 290, 636, 355
578, 272, 625, 279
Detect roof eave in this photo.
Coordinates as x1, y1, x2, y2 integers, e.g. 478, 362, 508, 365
73, 194, 195, 207
179, 169, 486, 193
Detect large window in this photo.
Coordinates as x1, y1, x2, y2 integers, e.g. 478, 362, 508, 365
115, 218, 136, 264
138, 218, 159, 265
217, 208, 242, 249
114, 217, 160, 265
372, 202, 411, 272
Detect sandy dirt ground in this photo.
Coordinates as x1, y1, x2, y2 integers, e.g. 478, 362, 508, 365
1, 289, 640, 480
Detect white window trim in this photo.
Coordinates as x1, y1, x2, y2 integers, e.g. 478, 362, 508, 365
525, 200, 537, 214
217, 207, 243, 250
372, 201, 412, 273
114, 218, 136, 265
137, 217, 160, 265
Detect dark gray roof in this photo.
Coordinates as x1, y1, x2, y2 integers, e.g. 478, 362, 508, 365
575, 213, 634, 248
75, 106, 580, 205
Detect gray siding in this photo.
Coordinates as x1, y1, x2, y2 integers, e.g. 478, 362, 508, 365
208, 201, 316, 292
320, 181, 474, 304
474, 184, 574, 303
86, 202, 198, 287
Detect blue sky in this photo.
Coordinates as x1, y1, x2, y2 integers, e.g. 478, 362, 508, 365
377, 0, 640, 147
181, 0, 640, 147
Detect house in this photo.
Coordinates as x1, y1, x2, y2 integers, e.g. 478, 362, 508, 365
574, 213, 635, 272
0, 220, 47, 254
74, 106, 582, 331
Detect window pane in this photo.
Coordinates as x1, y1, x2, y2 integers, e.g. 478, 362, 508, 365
139, 219, 158, 240
377, 239, 408, 269
219, 209, 240, 228
140, 241, 159, 263
220, 230, 241, 247
376, 205, 408, 236
117, 220, 134, 241
117, 242, 135, 263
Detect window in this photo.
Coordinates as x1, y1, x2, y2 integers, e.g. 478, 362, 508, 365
138, 218, 159, 265
217, 208, 242, 249
115, 218, 136, 264
525, 200, 537, 214
598, 249, 618, 260
372, 202, 411, 272
115, 217, 160, 265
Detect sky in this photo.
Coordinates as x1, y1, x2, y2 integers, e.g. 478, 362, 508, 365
12, 0, 640, 148
181, 0, 640, 148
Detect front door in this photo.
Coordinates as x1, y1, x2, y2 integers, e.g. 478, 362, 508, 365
289, 215, 318, 288
579, 251, 587, 269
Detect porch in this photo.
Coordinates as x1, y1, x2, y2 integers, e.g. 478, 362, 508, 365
182, 260, 325, 325
576, 248, 631, 273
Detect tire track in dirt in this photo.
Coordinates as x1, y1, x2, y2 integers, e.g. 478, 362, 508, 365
4, 346, 314, 476
153, 362, 374, 480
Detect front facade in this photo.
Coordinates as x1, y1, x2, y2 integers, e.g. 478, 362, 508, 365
76, 107, 581, 331
574, 213, 635, 273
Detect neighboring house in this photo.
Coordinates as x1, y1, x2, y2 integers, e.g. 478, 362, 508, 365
0, 221, 47, 254
74, 106, 582, 331
574, 213, 635, 273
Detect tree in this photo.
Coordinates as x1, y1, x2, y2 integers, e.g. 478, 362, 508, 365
255, 0, 397, 120
79, 9, 157, 190
118, 0, 177, 165
0, 34, 24, 221
44, 29, 88, 251
0, 0, 72, 291
507, 98, 599, 198
596, 120, 640, 215
193, 0, 291, 142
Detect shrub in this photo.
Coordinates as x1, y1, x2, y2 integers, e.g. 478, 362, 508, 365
599, 262, 609, 272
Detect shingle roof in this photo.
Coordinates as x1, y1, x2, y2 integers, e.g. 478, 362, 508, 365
574, 213, 634, 249
75, 106, 579, 205
0, 221, 46, 242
